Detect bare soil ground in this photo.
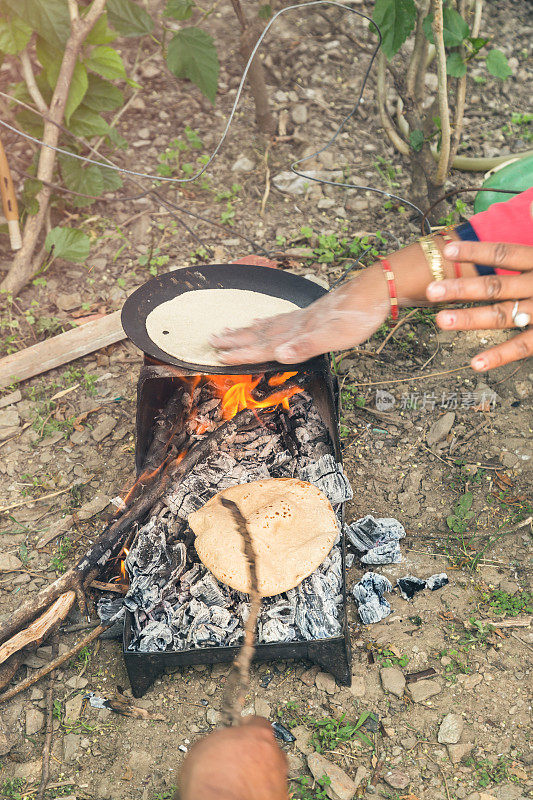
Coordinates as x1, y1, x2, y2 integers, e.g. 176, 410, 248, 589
0, 1, 532, 798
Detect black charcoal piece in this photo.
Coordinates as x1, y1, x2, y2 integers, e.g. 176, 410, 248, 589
426, 573, 449, 591
260, 672, 274, 688
271, 722, 296, 742
351, 572, 392, 624
397, 575, 426, 600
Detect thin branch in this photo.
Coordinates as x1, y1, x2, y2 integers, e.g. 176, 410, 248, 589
431, 0, 452, 184
19, 51, 49, 115
67, 0, 80, 23
473, 0, 483, 37
407, 0, 430, 106
377, 52, 409, 156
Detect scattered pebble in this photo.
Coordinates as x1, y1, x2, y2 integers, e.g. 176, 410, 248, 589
438, 713, 464, 744
315, 671, 338, 695
384, 769, 411, 790
232, 156, 255, 172
380, 667, 406, 698
307, 752, 357, 800
408, 679, 442, 703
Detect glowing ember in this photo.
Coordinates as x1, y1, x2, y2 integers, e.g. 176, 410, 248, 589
120, 547, 130, 583
207, 372, 302, 420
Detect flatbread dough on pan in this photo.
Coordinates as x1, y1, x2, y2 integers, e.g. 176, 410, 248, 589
145, 289, 298, 366
188, 478, 339, 597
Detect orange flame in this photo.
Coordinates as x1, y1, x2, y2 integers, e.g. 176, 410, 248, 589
120, 547, 130, 583
205, 372, 302, 420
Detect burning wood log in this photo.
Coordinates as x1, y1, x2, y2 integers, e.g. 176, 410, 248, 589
0, 408, 257, 655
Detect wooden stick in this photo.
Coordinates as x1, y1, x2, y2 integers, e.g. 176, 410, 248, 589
0, 485, 77, 515
0, 137, 22, 250
0, 310, 124, 390
220, 499, 261, 726
0, 591, 75, 665
0, 624, 108, 704
0, 651, 25, 692
36, 636, 58, 800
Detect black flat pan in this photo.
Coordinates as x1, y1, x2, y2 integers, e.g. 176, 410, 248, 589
121, 263, 327, 374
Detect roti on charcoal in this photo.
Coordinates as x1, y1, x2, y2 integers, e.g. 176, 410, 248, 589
188, 478, 339, 597
145, 289, 298, 366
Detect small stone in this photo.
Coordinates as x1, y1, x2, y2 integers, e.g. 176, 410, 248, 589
307, 752, 357, 800
66, 676, 89, 690
315, 671, 337, 695
353, 766, 368, 790
77, 494, 111, 520
300, 666, 320, 686
232, 156, 255, 172
254, 698, 271, 718
30, 688, 44, 700
291, 104, 308, 124
402, 735, 418, 750
64, 694, 84, 722
427, 412, 455, 446
447, 741, 474, 764
205, 681, 217, 696
438, 713, 463, 744
13, 760, 42, 782
287, 752, 304, 779
317, 198, 336, 210
463, 673, 483, 690
56, 292, 81, 311
91, 415, 116, 443
384, 770, 410, 790
408, 679, 442, 703
348, 676, 366, 698
137, 127, 150, 139
25, 707, 44, 735
0, 718, 15, 756
206, 708, 222, 726
0, 406, 20, 439
492, 786, 523, 800
380, 667, 405, 698
292, 725, 314, 756
0, 553, 22, 571
63, 733, 81, 761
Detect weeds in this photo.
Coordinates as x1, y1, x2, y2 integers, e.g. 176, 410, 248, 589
0, 778, 26, 800
374, 647, 409, 669
291, 775, 331, 800
49, 536, 73, 574
307, 712, 374, 752
466, 755, 517, 788
479, 589, 532, 617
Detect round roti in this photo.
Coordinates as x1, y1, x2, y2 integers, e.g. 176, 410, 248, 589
188, 478, 339, 597
145, 289, 298, 366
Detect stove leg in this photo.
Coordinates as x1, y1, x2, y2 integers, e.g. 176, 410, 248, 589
125, 655, 166, 698
307, 636, 352, 686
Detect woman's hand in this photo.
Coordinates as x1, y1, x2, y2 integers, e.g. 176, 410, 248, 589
177, 716, 288, 800
210, 264, 390, 365
426, 241, 533, 371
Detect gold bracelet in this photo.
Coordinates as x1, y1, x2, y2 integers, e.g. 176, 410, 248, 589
419, 235, 445, 282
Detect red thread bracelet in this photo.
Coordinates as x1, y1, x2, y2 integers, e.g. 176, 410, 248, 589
380, 258, 399, 321
443, 236, 462, 278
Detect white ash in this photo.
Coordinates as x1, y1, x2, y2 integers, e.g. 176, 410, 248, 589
344, 515, 405, 565
124, 392, 346, 652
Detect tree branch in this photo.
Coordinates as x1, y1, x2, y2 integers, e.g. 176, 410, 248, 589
377, 52, 409, 155
407, 0, 430, 107
19, 50, 49, 115
0, 0, 107, 296
431, 0, 451, 184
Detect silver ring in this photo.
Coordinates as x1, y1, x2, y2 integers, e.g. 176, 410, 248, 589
511, 300, 531, 328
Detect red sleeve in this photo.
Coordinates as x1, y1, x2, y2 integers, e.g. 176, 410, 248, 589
469, 187, 533, 274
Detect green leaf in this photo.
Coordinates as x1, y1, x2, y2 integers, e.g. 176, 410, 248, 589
99, 165, 123, 191
164, 0, 195, 20
258, 4, 272, 19
35, 36, 62, 86
423, 7, 469, 48
83, 74, 124, 111
59, 154, 104, 207
486, 49, 512, 80
3, 0, 70, 48
166, 27, 219, 104
86, 13, 117, 45
446, 52, 467, 78
459, 491, 473, 511
65, 62, 88, 125
68, 106, 110, 137
106, 125, 128, 149
16, 108, 44, 138
0, 16, 32, 54
467, 36, 489, 55
373, 0, 416, 60
107, 0, 154, 36
45, 227, 91, 262
85, 46, 126, 81
409, 128, 424, 151
21, 177, 42, 216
